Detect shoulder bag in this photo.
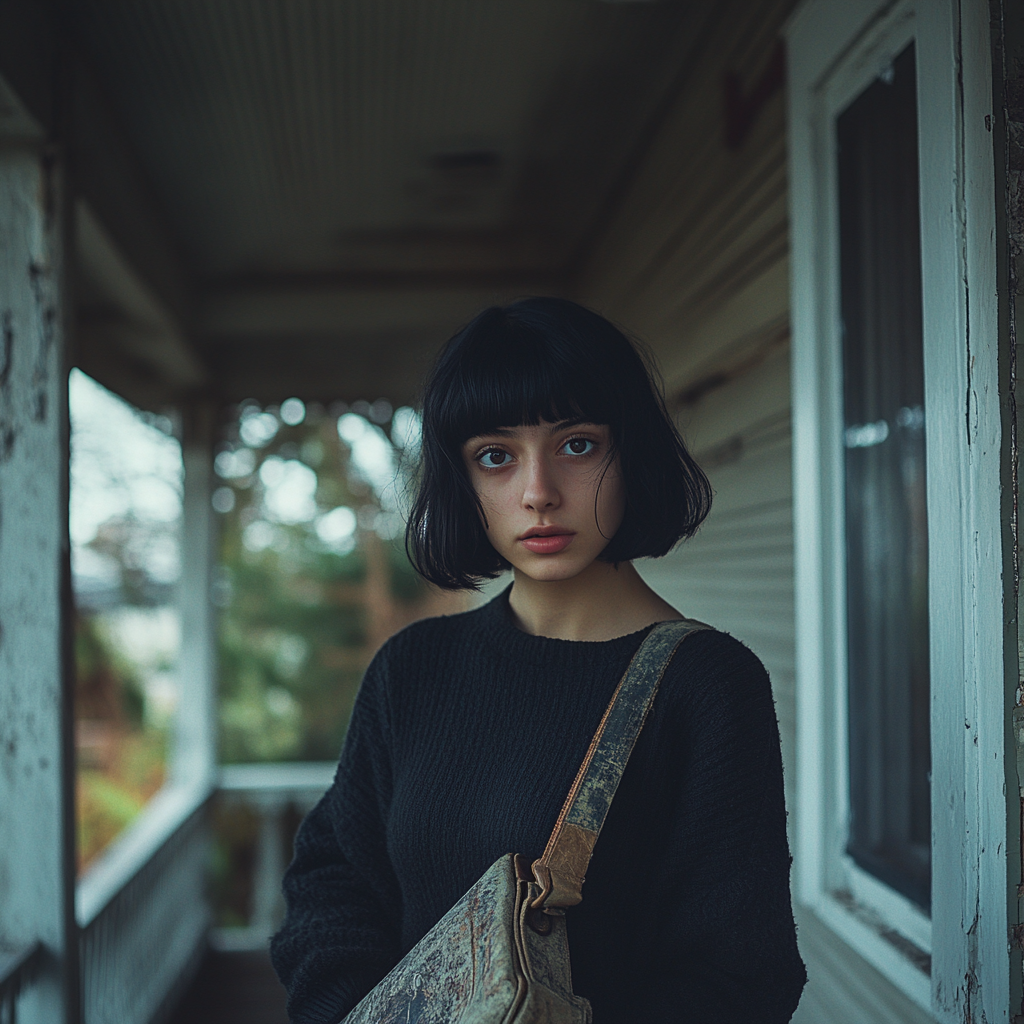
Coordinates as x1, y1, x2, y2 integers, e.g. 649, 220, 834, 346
342, 617, 708, 1024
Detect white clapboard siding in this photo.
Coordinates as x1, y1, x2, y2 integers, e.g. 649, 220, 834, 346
639, 346, 797, 796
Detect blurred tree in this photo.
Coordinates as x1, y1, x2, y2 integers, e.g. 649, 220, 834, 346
75, 613, 167, 871
213, 400, 463, 765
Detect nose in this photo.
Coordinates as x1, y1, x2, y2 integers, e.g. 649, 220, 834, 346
521, 455, 560, 512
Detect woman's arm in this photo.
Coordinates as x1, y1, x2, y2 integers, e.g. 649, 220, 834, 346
647, 632, 806, 1023
270, 653, 402, 1024
573, 630, 806, 1023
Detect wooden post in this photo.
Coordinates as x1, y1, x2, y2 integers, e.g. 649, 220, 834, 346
991, 0, 1024, 1016
173, 402, 217, 790
0, 132, 80, 1021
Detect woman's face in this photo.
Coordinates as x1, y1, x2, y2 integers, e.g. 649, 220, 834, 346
461, 420, 626, 583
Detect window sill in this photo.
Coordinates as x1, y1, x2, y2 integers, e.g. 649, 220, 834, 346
844, 857, 931, 954
811, 888, 931, 1014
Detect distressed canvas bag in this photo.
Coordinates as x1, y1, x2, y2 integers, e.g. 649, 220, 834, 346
342, 618, 708, 1024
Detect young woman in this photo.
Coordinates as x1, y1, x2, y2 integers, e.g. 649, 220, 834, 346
270, 298, 806, 1023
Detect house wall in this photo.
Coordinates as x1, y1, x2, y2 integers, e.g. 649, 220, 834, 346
573, 1, 930, 1020
575, 0, 795, 797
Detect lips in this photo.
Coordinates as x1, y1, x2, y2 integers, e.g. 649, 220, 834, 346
518, 526, 576, 554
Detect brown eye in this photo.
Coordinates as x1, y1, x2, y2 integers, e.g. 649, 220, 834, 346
563, 437, 595, 456
479, 449, 510, 468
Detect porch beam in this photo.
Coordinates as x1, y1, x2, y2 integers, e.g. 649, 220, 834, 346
70, 55, 197, 345
0, 0, 206, 412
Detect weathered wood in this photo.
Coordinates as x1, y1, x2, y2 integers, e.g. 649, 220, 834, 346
993, 0, 1024, 1014
786, 0, 1008, 1018
0, 135, 78, 1021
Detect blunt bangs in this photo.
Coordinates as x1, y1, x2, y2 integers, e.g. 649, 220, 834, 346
430, 306, 626, 450
407, 297, 712, 590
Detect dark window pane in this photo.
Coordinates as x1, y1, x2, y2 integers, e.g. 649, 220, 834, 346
838, 43, 930, 911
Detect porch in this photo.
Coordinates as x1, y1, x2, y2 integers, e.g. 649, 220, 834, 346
1, 0, 1021, 1022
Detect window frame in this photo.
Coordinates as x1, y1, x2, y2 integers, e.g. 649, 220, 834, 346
786, 0, 1005, 1017
832, 33, 931, 918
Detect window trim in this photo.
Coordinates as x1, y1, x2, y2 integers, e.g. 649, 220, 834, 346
786, 0, 1004, 1017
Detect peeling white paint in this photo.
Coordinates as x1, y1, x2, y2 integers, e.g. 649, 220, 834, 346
0, 144, 76, 1022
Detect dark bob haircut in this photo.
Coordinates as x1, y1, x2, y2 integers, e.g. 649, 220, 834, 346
406, 297, 711, 590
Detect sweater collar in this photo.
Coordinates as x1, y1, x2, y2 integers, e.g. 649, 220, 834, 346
475, 583, 656, 657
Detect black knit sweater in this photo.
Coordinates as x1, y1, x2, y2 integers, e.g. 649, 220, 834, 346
270, 591, 806, 1024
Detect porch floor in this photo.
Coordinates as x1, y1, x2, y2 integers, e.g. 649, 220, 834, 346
166, 948, 289, 1024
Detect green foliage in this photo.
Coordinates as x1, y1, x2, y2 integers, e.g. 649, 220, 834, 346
214, 404, 427, 764
74, 615, 169, 870
77, 728, 167, 871
75, 613, 147, 727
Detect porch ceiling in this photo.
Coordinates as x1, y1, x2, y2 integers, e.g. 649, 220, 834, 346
68, 0, 716, 406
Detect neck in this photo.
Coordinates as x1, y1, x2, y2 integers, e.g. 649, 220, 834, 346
506, 560, 681, 642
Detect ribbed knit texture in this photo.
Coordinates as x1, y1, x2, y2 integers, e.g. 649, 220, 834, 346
270, 590, 806, 1024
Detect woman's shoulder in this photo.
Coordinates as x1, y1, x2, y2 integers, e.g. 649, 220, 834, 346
646, 625, 781, 769
658, 623, 775, 711
674, 621, 766, 663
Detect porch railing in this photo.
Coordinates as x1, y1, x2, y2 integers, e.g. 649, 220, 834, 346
214, 762, 336, 950
77, 779, 212, 1024
5, 762, 334, 1022
0, 942, 40, 1024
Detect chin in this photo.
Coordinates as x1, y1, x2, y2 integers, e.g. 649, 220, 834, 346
513, 557, 591, 583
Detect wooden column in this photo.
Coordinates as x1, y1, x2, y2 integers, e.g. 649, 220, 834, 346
992, 0, 1024, 1017
173, 402, 218, 790
0, 133, 79, 1020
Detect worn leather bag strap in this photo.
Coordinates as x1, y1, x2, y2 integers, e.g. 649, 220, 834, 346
531, 618, 709, 913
